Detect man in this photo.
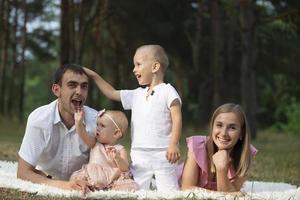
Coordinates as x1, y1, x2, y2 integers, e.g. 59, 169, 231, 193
17, 64, 97, 191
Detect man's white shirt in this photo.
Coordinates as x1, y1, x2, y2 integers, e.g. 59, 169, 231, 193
18, 100, 97, 180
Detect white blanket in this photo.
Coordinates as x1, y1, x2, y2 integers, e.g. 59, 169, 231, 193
0, 160, 299, 200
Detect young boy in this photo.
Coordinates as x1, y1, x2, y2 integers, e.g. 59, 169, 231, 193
84, 44, 182, 191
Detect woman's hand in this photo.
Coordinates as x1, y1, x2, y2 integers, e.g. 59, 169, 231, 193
212, 150, 230, 171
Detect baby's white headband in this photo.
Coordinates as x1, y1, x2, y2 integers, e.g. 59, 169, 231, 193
97, 109, 122, 134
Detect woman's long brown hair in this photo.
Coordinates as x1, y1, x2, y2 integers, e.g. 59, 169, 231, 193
207, 103, 252, 178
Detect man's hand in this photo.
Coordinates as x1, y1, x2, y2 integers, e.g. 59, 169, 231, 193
60, 179, 90, 191
166, 143, 180, 164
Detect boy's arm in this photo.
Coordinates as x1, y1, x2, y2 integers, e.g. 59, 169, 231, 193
166, 99, 182, 163
83, 67, 121, 101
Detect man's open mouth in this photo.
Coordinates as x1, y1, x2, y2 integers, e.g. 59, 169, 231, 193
72, 99, 83, 109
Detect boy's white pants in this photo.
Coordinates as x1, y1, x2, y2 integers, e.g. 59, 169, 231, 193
130, 148, 179, 191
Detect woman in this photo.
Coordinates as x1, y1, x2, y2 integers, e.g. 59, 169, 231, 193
180, 103, 257, 194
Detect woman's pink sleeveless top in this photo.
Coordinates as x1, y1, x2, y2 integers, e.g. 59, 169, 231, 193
178, 135, 257, 190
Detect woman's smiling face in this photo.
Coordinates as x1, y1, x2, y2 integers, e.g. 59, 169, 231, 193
212, 112, 241, 151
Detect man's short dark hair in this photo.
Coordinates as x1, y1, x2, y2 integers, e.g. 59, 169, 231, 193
54, 64, 87, 85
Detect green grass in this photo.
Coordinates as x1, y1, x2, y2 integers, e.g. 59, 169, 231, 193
0, 119, 299, 199
249, 129, 300, 185
0, 117, 24, 161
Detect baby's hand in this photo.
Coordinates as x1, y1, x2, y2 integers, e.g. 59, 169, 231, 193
74, 108, 84, 125
106, 146, 120, 160
166, 143, 180, 164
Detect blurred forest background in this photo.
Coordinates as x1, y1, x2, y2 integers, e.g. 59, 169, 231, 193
0, 0, 299, 139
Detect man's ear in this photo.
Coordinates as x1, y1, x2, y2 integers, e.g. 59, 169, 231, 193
152, 62, 161, 73
52, 84, 60, 97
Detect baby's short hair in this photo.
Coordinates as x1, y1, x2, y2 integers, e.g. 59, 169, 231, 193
105, 110, 128, 137
137, 44, 169, 72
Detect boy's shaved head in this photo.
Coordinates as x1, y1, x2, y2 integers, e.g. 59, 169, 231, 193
137, 44, 169, 72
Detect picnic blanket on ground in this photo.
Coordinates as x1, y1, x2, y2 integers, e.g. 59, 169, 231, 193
0, 160, 299, 200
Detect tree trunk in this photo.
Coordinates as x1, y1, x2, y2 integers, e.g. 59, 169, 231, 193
60, 0, 71, 65
186, 0, 203, 76
107, 24, 121, 110
239, 0, 257, 138
174, 57, 184, 98
18, 0, 27, 122
0, 1, 10, 114
210, 0, 224, 108
75, 0, 86, 64
0, 0, 4, 60
0, 0, 4, 116
8, 0, 19, 117
89, 0, 108, 108
60, 0, 102, 65
185, 0, 211, 125
223, 0, 240, 101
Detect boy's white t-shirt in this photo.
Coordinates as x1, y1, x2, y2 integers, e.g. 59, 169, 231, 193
120, 83, 181, 149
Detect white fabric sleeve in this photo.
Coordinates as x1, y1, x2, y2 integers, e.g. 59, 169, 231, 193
166, 84, 182, 108
18, 122, 46, 167
120, 89, 135, 110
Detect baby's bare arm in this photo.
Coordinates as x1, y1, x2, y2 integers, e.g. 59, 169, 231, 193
107, 147, 129, 172
75, 110, 96, 148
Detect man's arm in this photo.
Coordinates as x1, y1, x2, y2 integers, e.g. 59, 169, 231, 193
83, 67, 121, 101
17, 157, 89, 191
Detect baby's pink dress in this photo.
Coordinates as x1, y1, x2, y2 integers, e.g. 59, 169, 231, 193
70, 143, 138, 191
178, 135, 258, 190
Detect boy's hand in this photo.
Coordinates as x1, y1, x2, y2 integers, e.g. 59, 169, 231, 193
83, 67, 98, 79
166, 143, 180, 164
